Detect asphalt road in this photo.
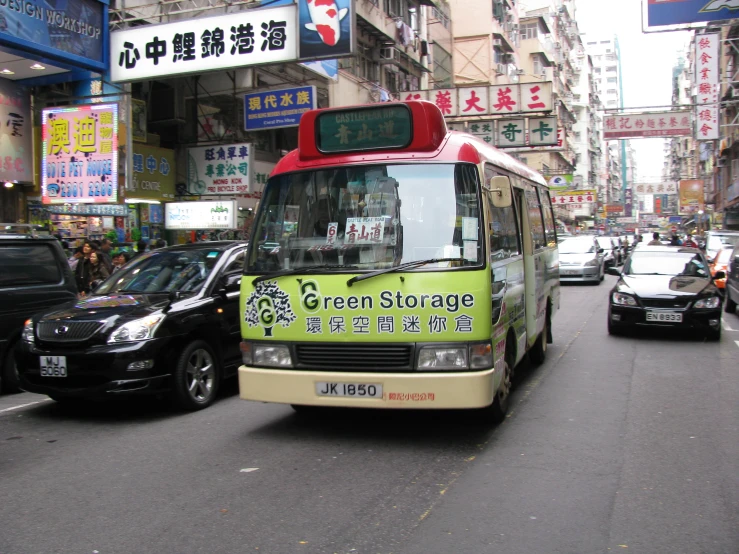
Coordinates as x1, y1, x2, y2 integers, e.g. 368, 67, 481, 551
1, 275, 737, 554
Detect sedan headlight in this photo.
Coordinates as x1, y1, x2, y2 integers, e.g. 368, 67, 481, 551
22, 319, 34, 344
253, 344, 293, 368
584, 259, 600, 267
418, 347, 467, 370
612, 292, 638, 306
108, 314, 165, 343
694, 297, 720, 309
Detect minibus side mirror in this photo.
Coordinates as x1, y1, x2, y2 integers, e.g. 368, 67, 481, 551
489, 176, 512, 208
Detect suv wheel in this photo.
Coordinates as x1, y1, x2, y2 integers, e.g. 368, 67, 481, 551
170, 340, 220, 411
2, 345, 22, 394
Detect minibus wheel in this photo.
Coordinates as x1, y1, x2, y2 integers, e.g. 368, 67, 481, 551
529, 313, 549, 365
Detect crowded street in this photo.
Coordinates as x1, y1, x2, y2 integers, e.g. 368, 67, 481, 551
1, 278, 736, 554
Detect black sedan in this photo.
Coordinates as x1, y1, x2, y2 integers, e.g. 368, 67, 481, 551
15, 241, 247, 410
607, 245, 724, 341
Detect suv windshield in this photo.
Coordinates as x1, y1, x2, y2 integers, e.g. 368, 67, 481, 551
625, 251, 709, 277
245, 164, 483, 272
95, 249, 224, 295
707, 233, 739, 253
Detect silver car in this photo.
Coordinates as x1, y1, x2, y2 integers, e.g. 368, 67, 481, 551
596, 236, 620, 267
558, 236, 605, 284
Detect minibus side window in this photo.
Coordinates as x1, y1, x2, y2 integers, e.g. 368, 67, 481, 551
538, 188, 557, 247
525, 188, 546, 250
484, 165, 521, 261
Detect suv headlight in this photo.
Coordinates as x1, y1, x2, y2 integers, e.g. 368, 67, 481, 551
22, 319, 34, 344
253, 344, 293, 368
418, 347, 467, 370
694, 296, 720, 309
584, 259, 600, 267
612, 292, 637, 306
108, 314, 165, 343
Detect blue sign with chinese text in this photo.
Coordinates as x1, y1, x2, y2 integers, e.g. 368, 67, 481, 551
0, 0, 107, 71
244, 86, 317, 131
647, 0, 739, 28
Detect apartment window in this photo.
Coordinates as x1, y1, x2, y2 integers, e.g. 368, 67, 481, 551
432, 42, 452, 89
601, 41, 610, 44
607, 100, 617, 106
594, 67, 601, 74
532, 53, 544, 75
521, 23, 539, 40
385, 69, 399, 94
431, 6, 450, 29
607, 77, 617, 83
606, 66, 617, 72
339, 43, 379, 82
607, 89, 617, 94
605, 49, 612, 53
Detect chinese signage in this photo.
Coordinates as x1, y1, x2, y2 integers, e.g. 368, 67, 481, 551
678, 179, 705, 214
695, 33, 720, 140
46, 204, 129, 217
0, 0, 105, 70
625, 187, 633, 217
110, 5, 298, 82
469, 118, 558, 148
317, 105, 412, 153
402, 83, 554, 117
297, 0, 353, 60
128, 145, 176, 202
605, 204, 624, 214
550, 190, 596, 205
604, 111, 692, 139
244, 86, 316, 130
0, 79, 32, 184
187, 143, 253, 195
41, 104, 118, 205
646, 0, 739, 28
345, 217, 385, 245
634, 182, 678, 195
165, 201, 237, 230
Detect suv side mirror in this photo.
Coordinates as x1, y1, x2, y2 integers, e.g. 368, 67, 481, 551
219, 271, 242, 293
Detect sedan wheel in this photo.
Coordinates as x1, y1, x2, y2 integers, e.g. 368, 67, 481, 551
171, 340, 220, 411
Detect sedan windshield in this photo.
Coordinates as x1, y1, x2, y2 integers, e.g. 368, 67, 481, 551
245, 164, 483, 272
95, 249, 224, 295
559, 238, 596, 254
625, 251, 709, 277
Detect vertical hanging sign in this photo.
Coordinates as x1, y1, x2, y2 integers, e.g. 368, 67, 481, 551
695, 33, 720, 141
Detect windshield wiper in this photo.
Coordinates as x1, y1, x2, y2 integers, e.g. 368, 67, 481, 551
346, 258, 464, 287
251, 264, 360, 286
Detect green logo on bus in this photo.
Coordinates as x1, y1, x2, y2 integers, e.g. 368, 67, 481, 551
244, 281, 296, 337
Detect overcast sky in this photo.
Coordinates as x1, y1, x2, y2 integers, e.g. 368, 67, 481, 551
571, 0, 693, 181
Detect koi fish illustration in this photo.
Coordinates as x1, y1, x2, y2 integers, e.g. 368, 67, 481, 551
701, 0, 739, 11
304, 0, 348, 47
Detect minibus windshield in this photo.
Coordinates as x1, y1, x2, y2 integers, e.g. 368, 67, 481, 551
246, 164, 483, 273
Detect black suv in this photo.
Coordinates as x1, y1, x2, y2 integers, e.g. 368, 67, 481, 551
0, 234, 78, 393
16, 241, 247, 410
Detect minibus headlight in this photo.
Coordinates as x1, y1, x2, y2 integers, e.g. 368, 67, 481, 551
417, 347, 467, 370
253, 344, 293, 368
469, 343, 493, 369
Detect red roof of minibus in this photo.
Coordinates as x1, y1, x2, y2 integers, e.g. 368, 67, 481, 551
270, 102, 548, 188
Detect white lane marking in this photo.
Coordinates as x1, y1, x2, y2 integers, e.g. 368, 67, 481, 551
723, 320, 734, 331
0, 399, 52, 414
735, 340, 739, 349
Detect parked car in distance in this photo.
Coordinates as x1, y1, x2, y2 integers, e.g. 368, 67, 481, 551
16, 241, 247, 410
607, 244, 723, 340
596, 236, 621, 267
558, 236, 605, 284
705, 230, 739, 262
724, 246, 739, 314
710, 248, 732, 292
0, 234, 78, 393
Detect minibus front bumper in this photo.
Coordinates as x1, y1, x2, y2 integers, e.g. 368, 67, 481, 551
238, 366, 498, 409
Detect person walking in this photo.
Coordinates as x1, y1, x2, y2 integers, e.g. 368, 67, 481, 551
98, 238, 114, 273
74, 241, 95, 295
88, 251, 110, 287
647, 232, 662, 246
68, 246, 84, 271
683, 234, 698, 248
669, 233, 683, 246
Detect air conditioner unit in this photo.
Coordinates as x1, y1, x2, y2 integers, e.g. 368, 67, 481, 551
493, 38, 503, 48
496, 63, 507, 75
378, 47, 400, 63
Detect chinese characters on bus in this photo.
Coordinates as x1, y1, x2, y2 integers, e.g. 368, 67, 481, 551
110, 7, 297, 81
42, 104, 118, 204
695, 33, 719, 141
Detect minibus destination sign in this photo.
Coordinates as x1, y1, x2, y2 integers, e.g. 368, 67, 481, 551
317, 105, 412, 153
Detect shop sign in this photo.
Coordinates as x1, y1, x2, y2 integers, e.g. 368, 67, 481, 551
604, 111, 692, 140
187, 142, 253, 195
695, 33, 720, 141
165, 200, 237, 230
0, 79, 32, 184
634, 182, 677, 195
550, 190, 596, 205
46, 204, 128, 216
617, 216, 637, 224
41, 103, 118, 204
110, 5, 298, 82
297, 0, 353, 60
128, 144, 176, 202
679, 179, 705, 214
0, 0, 106, 70
466, 117, 558, 148
528, 117, 558, 146
405, 83, 553, 117
605, 204, 624, 214
244, 86, 316, 131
